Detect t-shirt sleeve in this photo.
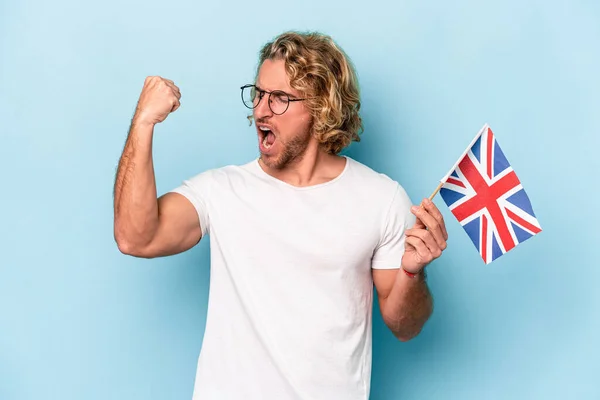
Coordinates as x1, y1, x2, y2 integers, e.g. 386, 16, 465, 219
371, 184, 416, 270
168, 170, 214, 237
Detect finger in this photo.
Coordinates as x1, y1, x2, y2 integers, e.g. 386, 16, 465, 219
422, 198, 448, 241
164, 81, 179, 93
161, 78, 178, 90
171, 98, 180, 112
416, 200, 446, 246
163, 81, 181, 98
413, 215, 426, 230
405, 236, 433, 264
171, 87, 181, 100
406, 228, 442, 259
411, 204, 446, 250
145, 75, 158, 86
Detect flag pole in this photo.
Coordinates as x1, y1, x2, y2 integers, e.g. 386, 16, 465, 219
429, 181, 443, 201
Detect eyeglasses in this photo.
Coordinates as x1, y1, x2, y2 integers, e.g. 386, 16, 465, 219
240, 84, 307, 115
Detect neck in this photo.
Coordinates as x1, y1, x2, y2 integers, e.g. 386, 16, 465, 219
259, 144, 346, 187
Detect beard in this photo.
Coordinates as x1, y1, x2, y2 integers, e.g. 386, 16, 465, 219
257, 116, 313, 170
261, 130, 311, 170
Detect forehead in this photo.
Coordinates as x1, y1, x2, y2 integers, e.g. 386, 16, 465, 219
256, 59, 297, 94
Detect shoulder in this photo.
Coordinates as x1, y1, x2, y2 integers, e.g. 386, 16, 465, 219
344, 157, 415, 229
343, 157, 416, 241
180, 159, 259, 189
345, 156, 412, 203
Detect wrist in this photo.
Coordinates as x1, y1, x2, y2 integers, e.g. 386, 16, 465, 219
402, 268, 418, 278
131, 111, 156, 129
132, 119, 155, 131
129, 116, 156, 139
401, 266, 425, 279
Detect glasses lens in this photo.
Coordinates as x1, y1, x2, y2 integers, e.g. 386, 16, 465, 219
242, 86, 257, 108
269, 91, 289, 115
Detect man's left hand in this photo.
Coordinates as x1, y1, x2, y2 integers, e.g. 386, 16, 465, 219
401, 198, 449, 274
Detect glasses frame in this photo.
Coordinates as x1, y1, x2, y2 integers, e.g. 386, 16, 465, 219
240, 84, 307, 115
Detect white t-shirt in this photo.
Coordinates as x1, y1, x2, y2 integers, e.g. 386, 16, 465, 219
170, 155, 415, 400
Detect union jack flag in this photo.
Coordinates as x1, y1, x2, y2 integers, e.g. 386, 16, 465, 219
438, 124, 542, 264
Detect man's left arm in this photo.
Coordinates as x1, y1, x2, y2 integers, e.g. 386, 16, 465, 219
374, 198, 448, 341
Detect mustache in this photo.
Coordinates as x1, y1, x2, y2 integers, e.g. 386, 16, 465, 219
255, 117, 277, 130
255, 117, 271, 125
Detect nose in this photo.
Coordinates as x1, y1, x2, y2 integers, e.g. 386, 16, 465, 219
254, 93, 273, 120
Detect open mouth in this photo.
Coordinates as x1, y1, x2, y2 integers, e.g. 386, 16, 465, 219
258, 125, 276, 151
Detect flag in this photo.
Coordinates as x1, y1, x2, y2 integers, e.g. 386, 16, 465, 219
438, 124, 542, 264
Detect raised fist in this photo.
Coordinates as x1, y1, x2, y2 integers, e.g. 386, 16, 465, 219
134, 76, 182, 125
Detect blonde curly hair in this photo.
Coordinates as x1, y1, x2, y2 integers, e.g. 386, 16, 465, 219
254, 31, 363, 155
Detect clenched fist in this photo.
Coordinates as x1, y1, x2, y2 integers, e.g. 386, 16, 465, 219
134, 76, 182, 125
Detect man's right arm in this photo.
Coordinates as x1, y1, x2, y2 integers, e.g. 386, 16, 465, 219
113, 76, 201, 258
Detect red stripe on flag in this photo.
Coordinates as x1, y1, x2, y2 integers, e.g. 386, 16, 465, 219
451, 157, 487, 221
452, 156, 518, 252
481, 214, 488, 262
486, 129, 493, 179
490, 171, 521, 198
487, 201, 515, 252
446, 177, 466, 188
506, 208, 542, 234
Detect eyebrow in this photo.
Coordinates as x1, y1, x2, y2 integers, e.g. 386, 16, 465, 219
255, 84, 299, 99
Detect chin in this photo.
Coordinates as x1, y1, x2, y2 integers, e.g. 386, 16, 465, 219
259, 153, 285, 170
258, 132, 311, 170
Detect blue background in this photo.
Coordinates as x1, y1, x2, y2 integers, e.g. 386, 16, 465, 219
1, 0, 598, 399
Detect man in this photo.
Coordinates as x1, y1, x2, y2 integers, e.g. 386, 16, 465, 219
113, 31, 448, 400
